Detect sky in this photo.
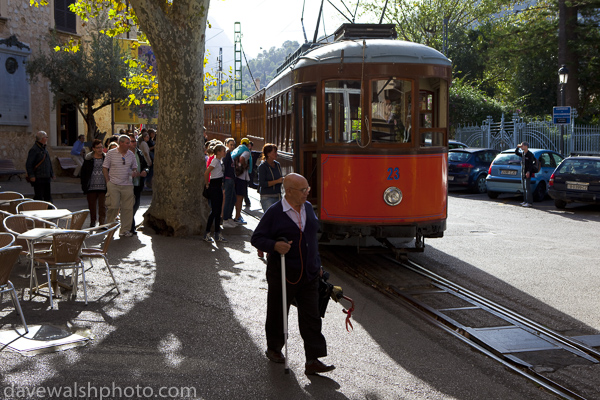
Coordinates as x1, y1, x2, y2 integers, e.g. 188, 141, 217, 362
205, 0, 372, 66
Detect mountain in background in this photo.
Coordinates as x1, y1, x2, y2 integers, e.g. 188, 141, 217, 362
240, 40, 301, 98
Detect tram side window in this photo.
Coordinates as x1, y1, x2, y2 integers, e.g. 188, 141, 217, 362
418, 77, 448, 147
286, 91, 293, 152
266, 100, 274, 144
371, 79, 411, 143
303, 94, 317, 144
420, 91, 434, 128
325, 81, 361, 144
226, 108, 231, 134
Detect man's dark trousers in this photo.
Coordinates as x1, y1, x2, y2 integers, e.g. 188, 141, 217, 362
131, 184, 143, 232
265, 269, 327, 361
33, 178, 52, 203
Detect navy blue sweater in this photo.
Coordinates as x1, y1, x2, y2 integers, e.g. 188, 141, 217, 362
251, 201, 321, 282
257, 160, 283, 196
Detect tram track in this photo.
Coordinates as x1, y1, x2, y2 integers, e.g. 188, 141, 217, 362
320, 248, 599, 400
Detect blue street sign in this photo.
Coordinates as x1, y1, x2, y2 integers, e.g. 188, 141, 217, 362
553, 106, 571, 124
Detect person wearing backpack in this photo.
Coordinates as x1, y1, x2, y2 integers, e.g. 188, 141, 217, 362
231, 138, 252, 224
515, 141, 537, 207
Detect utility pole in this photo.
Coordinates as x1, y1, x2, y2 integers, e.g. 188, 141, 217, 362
234, 22, 242, 100
218, 47, 223, 97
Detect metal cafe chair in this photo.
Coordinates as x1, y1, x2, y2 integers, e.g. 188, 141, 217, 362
0, 198, 30, 214
80, 222, 121, 294
16, 200, 57, 213
0, 191, 24, 201
59, 210, 90, 230
0, 210, 12, 232
32, 230, 89, 309
0, 232, 15, 249
3, 215, 58, 257
0, 245, 29, 333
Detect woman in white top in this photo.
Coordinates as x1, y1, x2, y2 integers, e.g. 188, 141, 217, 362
204, 144, 226, 243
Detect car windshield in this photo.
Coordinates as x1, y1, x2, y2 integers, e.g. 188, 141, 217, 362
557, 159, 600, 175
494, 153, 521, 166
448, 152, 471, 162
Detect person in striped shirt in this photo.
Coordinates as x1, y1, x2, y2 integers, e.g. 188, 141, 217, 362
102, 135, 139, 237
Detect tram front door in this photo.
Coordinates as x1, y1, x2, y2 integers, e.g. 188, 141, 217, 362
297, 88, 318, 204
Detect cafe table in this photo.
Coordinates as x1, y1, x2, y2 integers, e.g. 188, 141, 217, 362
20, 209, 72, 221
16, 227, 71, 299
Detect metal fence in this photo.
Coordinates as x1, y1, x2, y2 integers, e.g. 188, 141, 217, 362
455, 113, 600, 156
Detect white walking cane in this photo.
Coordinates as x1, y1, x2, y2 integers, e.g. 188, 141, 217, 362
278, 237, 290, 374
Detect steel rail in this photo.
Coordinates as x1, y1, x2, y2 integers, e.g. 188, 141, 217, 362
377, 255, 592, 400
386, 284, 586, 400
326, 250, 588, 399
392, 256, 600, 362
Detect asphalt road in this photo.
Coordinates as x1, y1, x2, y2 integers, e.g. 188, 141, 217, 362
1, 188, 596, 399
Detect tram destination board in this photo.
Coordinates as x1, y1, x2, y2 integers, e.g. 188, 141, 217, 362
553, 106, 571, 124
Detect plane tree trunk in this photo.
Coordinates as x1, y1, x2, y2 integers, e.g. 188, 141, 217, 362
129, 0, 210, 236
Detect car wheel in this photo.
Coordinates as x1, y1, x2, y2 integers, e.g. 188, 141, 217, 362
533, 182, 546, 202
472, 175, 487, 194
487, 190, 499, 199
554, 199, 567, 209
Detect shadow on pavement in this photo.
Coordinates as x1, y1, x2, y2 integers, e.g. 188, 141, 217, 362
0, 225, 353, 399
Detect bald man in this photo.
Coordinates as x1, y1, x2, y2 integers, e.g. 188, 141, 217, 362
251, 173, 335, 375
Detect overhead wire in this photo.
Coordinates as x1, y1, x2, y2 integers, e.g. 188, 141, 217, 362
337, 0, 355, 21
353, 0, 360, 23
326, 0, 353, 23
242, 47, 260, 92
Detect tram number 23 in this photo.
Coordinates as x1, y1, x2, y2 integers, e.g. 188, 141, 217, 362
387, 167, 400, 180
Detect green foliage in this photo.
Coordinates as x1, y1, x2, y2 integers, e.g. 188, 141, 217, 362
26, 27, 131, 139
360, 0, 513, 49
357, 0, 600, 123
450, 78, 517, 128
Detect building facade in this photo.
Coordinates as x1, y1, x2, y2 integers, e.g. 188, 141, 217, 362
0, 0, 116, 175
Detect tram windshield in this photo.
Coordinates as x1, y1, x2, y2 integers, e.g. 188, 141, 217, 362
325, 81, 362, 143
371, 79, 411, 143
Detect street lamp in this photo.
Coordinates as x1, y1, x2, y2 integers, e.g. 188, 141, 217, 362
558, 65, 569, 155
558, 65, 569, 87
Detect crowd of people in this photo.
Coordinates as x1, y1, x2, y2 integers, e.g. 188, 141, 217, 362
202, 136, 284, 244
25, 128, 157, 237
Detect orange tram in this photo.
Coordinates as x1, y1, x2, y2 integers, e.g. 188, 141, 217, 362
204, 24, 451, 250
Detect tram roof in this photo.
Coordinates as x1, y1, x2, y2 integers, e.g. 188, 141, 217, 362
204, 100, 245, 106
296, 39, 451, 68
265, 39, 451, 92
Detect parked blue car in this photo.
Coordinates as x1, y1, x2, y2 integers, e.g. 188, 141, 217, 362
449, 140, 468, 149
448, 148, 499, 193
486, 149, 564, 202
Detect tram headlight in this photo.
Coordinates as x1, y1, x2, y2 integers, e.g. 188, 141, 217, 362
383, 187, 403, 206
